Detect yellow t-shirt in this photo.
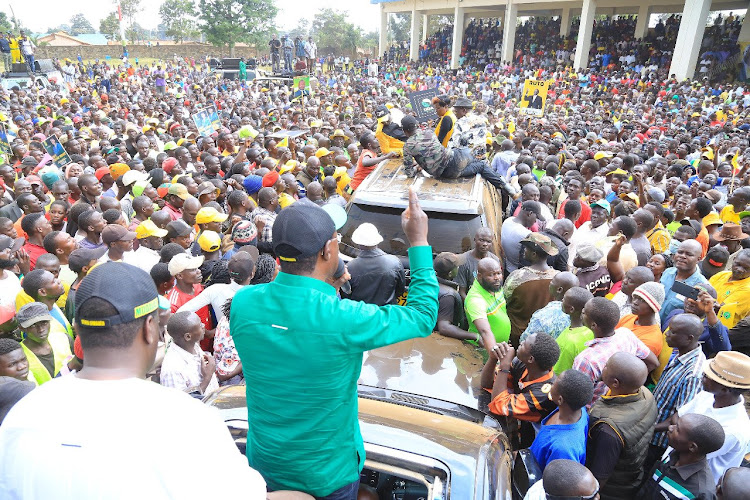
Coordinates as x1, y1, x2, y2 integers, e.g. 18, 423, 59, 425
709, 271, 750, 329
720, 205, 740, 224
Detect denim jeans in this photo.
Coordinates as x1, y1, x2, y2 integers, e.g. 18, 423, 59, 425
315, 479, 360, 500
284, 51, 292, 71
444, 148, 516, 196
24, 54, 34, 73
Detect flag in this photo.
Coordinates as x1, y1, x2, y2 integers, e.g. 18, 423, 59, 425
277, 136, 288, 148
732, 150, 741, 175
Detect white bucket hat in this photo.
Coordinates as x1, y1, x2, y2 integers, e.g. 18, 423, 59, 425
351, 223, 383, 247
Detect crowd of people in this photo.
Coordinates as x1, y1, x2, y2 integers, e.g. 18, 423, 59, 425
0, 17, 748, 498
387, 12, 745, 82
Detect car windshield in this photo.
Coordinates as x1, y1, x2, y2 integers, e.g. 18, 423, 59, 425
340, 202, 483, 257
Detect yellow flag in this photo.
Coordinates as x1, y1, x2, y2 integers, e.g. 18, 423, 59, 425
732, 150, 740, 174
277, 136, 289, 148
507, 121, 515, 134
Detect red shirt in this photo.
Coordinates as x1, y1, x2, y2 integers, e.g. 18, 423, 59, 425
163, 203, 183, 221
22, 242, 47, 270
167, 284, 213, 351
557, 198, 592, 229
350, 149, 376, 191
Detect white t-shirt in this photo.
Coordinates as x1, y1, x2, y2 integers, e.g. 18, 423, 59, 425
669, 390, 750, 484
0, 270, 21, 307
0, 376, 266, 500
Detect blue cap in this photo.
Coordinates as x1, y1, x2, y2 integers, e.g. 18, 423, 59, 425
243, 174, 263, 194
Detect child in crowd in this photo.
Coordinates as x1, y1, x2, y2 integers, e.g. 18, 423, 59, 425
160, 310, 218, 396
552, 287, 593, 374
529, 369, 594, 470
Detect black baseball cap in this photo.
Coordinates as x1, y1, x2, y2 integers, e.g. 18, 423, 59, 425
272, 204, 335, 262
166, 220, 192, 240
75, 262, 159, 328
68, 247, 107, 273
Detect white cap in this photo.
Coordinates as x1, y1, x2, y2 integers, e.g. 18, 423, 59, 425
168, 253, 204, 276
351, 223, 383, 247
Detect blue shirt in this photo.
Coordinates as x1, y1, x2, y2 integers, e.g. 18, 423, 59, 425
659, 267, 708, 327
520, 301, 570, 343
530, 408, 589, 470
664, 309, 731, 357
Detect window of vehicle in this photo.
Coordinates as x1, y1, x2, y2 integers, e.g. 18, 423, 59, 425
362, 444, 449, 500
341, 203, 485, 257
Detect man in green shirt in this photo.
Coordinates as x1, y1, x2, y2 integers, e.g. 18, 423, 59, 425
231, 188, 438, 499
553, 286, 595, 374
465, 257, 511, 349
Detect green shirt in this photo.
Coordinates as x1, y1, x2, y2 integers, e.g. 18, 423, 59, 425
553, 325, 594, 375
465, 280, 511, 343
230, 246, 438, 496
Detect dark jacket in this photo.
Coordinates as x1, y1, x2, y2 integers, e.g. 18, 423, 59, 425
346, 248, 406, 306
541, 229, 570, 272
588, 387, 658, 499
0, 201, 22, 222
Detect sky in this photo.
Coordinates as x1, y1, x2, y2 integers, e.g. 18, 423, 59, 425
9, 0, 381, 35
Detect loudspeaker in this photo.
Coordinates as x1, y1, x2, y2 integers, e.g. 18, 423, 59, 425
222, 58, 240, 70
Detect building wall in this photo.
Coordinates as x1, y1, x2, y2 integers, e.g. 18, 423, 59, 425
35, 44, 259, 62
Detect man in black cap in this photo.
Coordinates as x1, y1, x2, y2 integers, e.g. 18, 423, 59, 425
0, 261, 290, 499
231, 188, 438, 499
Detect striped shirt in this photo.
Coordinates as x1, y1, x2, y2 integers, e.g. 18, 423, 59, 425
650, 346, 706, 449
487, 359, 556, 422
638, 451, 715, 500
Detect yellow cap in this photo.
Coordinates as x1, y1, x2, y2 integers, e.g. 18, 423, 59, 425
197, 231, 222, 253
136, 220, 168, 239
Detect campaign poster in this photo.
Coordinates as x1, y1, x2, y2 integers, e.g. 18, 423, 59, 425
208, 105, 221, 131
0, 124, 10, 155
43, 134, 72, 167
519, 79, 550, 117
740, 42, 750, 83
408, 89, 439, 123
193, 108, 215, 137
292, 76, 312, 101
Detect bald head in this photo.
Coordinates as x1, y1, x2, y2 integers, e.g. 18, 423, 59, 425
551, 218, 575, 242
477, 256, 501, 274
258, 187, 277, 207
605, 352, 648, 393
550, 271, 579, 300
306, 181, 323, 201
718, 467, 750, 499
183, 196, 200, 212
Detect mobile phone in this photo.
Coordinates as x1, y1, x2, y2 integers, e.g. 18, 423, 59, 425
672, 280, 700, 301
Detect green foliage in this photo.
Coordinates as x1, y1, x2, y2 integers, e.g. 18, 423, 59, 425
0, 12, 12, 33
118, 0, 142, 26
126, 23, 147, 43
388, 13, 409, 44
198, 0, 278, 51
159, 0, 199, 43
311, 8, 365, 56
69, 13, 95, 35
287, 19, 309, 41
99, 12, 120, 41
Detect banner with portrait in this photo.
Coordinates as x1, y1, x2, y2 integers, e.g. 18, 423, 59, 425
193, 105, 222, 137
407, 89, 439, 123
292, 76, 312, 101
43, 134, 72, 167
0, 124, 11, 156
519, 79, 550, 117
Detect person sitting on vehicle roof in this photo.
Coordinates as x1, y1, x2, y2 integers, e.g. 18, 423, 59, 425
374, 105, 407, 155
481, 333, 559, 425
401, 115, 518, 199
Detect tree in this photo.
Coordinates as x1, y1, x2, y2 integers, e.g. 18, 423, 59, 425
311, 8, 363, 56
198, 0, 278, 56
287, 18, 309, 41
159, 0, 199, 43
388, 13, 409, 44
0, 12, 12, 33
100, 12, 120, 40
360, 30, 378, 56
118, 0, 142, 28
69, 13, 95, 35
126, 22, 147, 43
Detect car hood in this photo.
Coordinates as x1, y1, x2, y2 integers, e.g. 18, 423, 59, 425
358, 333, 489, 411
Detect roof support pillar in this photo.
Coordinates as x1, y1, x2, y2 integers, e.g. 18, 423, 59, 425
574, 0, 597, 70
502, 3, 518, 64
451, 5, 465, 69
668, 0, 712, 81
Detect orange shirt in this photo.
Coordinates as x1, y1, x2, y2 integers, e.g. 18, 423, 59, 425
696, 225, 709, 258
616, 314, 662, 356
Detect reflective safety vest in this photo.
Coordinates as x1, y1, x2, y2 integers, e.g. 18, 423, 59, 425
434, 109, 456, 147
21, 329, 73, 385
